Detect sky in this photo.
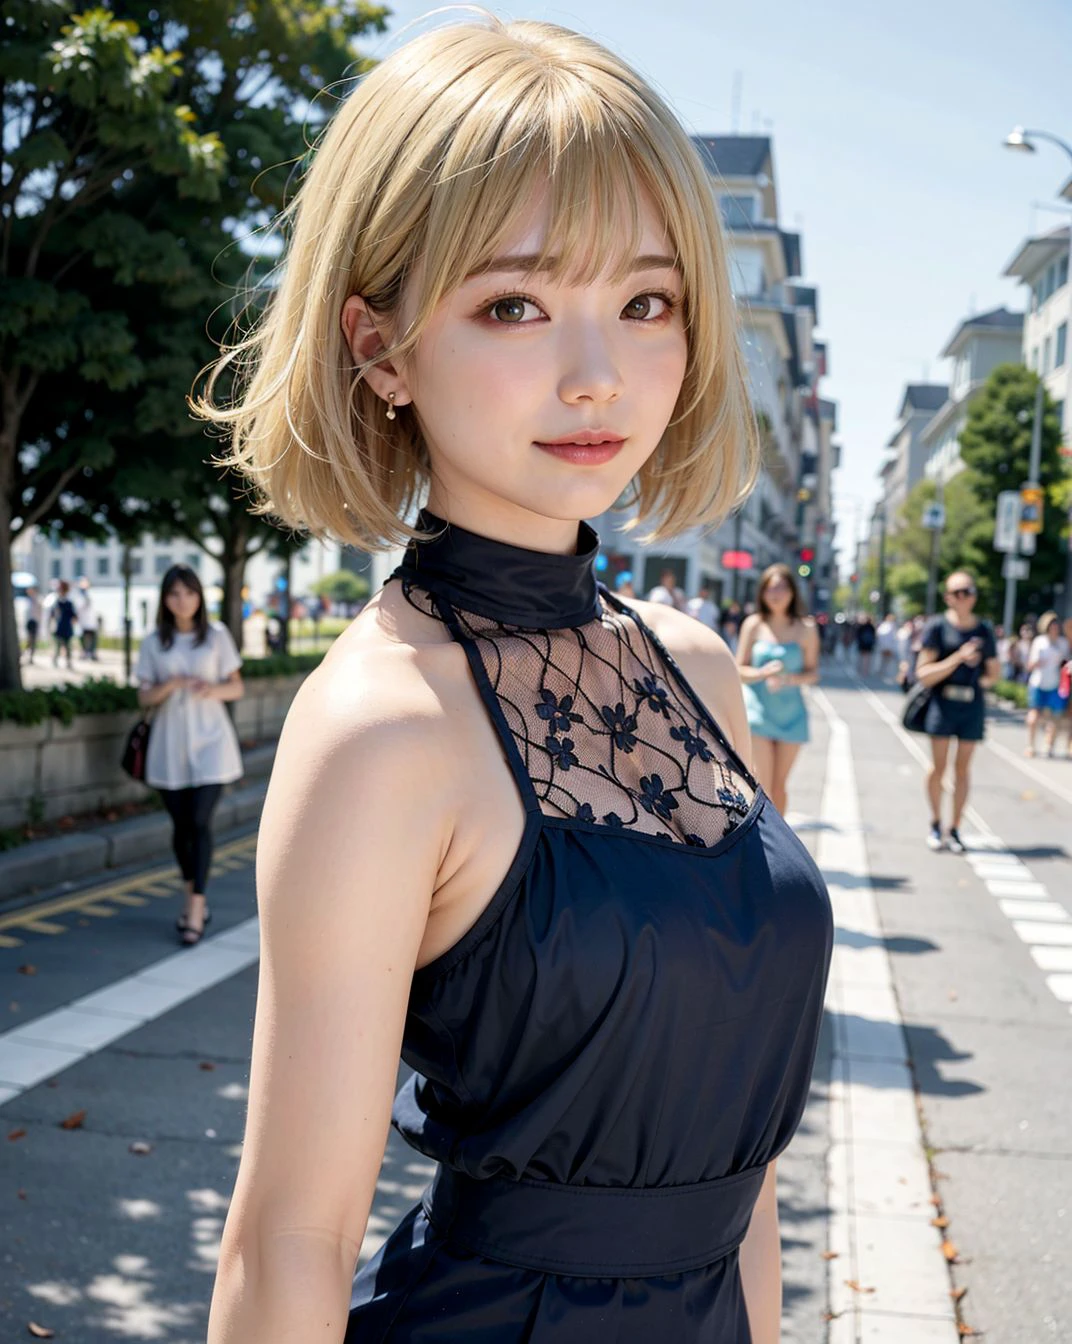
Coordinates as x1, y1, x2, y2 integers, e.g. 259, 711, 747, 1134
366, 0, 1072, 569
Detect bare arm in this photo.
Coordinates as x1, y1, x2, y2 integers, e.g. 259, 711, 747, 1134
914, 644, 967, 688
784, 624, 820, 688
195, 667, 245, 702
735, 614, 777, 685
740, 1161, 781, 1343
137, 677, 187, 708
207, 651, 452, 1344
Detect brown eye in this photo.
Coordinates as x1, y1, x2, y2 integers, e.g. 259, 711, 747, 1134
622, 293, 670, 320
490, 297, 529, 323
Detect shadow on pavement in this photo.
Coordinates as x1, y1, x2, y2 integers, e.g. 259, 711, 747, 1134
835, 928, 939, 956
821, 868, 909, 892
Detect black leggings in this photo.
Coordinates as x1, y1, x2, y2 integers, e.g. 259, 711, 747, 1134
159, 784, 223, 894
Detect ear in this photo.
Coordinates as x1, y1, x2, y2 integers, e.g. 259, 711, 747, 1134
340, 295, 413, 410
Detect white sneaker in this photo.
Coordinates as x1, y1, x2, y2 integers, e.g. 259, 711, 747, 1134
926, 823, 943, 852
947, 828, 966, 855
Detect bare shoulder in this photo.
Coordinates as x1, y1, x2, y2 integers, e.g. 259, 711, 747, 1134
616, 596, 750, 763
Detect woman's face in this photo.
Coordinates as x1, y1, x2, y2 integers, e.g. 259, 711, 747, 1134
165, 580, 202, 624
394, 192, 688, 546
762, 574, 792, 616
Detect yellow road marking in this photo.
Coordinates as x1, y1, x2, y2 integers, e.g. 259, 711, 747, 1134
0, 934, 24, 948
109, 893, 148, 907
80, 904, 117, 918
22, 920, 66, 935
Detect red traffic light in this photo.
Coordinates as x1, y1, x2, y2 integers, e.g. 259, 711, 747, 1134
799, 547, 815, 563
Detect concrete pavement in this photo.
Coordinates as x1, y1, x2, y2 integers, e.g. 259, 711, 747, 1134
0, 668, 1068, 1341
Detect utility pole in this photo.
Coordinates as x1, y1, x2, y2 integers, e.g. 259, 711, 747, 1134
924, 476, 945, 617
876, 504, 888, 614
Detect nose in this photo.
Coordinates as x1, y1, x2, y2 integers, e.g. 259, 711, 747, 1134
556, 324, 624, 406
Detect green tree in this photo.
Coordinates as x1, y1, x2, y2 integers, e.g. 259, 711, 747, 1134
313, 570, 370, 606
887, 475, 995, 613
957, 363, 1068, 615
0, 1, 388, 692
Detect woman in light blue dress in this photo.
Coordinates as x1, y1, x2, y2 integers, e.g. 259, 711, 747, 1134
736, 564, 820, 814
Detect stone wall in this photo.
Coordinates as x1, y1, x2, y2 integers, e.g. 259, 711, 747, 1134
0, 674, 306, 831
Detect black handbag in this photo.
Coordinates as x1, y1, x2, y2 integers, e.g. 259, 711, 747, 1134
121, 712, 153, 781
901, 680, 932, 734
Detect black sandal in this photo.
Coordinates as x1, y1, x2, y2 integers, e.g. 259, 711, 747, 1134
176, 907, 212, 944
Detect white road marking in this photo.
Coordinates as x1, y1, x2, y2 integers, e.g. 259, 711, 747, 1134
1030, 946, 1072, 972
985, 734, 1072, 809
851, 677, 1072, 1018
811, 687, 958, 1341
999, 899, 1070, 922
0, 920, 260, 1099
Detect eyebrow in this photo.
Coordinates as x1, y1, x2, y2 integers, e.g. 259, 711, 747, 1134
468, 253, 680, 278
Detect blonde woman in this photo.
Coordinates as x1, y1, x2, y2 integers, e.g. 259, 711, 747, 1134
198, 19, 832, 1343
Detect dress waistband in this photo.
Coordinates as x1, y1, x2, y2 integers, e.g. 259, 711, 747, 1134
422, 1164, 766, 1277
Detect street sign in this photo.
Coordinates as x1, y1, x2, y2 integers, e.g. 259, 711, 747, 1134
993, 490, 1021, 553
1002, 555, 1030, 580
922, 503, 945, 530
721, 549, 754, 570
1019, 484, 1044, 534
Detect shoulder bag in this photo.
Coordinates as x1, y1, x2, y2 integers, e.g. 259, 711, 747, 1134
121, 707, 154, 781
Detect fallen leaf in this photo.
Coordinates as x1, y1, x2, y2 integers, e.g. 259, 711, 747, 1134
17, 965, 37, 976
28, 1323, 55, 1338
59, 1109, 86, 1130
199, 1061, 216, 1071
129, 1141, 153, 1156
957, 1326, 979, 1338
7, 1128, 27, 1142
844, 1280, 876, 1295
951, 1286, 968, 1302
932, 1215, 951, 1229
941, 1239, 959, 1262
820, 1250, 839, 1260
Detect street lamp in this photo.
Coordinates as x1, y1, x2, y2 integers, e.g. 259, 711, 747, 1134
1003, 125, 1072, 619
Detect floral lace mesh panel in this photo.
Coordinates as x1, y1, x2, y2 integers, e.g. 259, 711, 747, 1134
398, 580, 757, 849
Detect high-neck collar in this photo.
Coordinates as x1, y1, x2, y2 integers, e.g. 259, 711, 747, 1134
395, 508, 602, 629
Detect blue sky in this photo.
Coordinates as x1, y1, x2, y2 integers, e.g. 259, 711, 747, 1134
369, 0, 1072, 567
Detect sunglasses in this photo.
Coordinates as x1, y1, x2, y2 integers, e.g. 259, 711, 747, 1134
946, 588, 976, 599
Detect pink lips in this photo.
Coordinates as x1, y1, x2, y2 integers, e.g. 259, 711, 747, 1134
534, 429, 625, 465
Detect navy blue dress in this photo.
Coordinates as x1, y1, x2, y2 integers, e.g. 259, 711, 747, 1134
347, 511, 832, 1342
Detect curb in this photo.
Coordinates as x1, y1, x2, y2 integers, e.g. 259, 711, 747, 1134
0, 746, 275, 910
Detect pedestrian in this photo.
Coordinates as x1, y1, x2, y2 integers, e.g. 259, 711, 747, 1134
76, 577, 101, 660
613, 570, 636, 600
1024, 611, 1070, 758
686, 583, 719, 628
22, 585, 43, 664
1056, 617, 1072, 759
50, 579, 78, 669
196, 19, 832, 1341
134, 564, 244, 946
646, 566, 686, 609
1009, 621, 1035, 683
854, 613, 877, 675
914, 570, 1001, 853
876, 612, 898, 679
736, 564, 820, 815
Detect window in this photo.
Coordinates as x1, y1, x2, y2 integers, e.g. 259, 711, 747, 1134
51, 558, 61, 579
186, 552, 201, 570
1029, 346, 1039, 371
1059, 254, 1069, 289
1057, 322, 1068, 369
154, 554, 172, 575
129, 553, 143, 576
1043, 335, 1053, 374
718, 193, 757, 228
73, 558, 85, 578
1043, 263, 1057, 302
97, 556, 110, 577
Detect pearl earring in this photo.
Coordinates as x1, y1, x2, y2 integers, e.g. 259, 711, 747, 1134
385, 392, 397, 421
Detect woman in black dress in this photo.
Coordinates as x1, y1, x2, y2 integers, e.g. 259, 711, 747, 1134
198, 18, 832, 1342
915, 570, 1001, 854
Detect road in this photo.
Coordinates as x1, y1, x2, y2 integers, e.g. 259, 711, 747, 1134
0, 667, 1068, 1342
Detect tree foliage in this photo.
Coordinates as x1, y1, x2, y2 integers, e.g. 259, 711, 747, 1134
1, 1, 388, 691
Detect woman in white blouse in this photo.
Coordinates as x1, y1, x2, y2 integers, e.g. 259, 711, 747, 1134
135, 565, 245, 944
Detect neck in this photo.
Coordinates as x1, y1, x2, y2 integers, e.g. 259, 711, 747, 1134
423, 492, 582, 557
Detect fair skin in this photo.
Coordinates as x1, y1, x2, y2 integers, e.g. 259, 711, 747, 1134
914, 573, 1000, 830
736, 575, 819, 815
136, 579, 244, 933
207, 197, 782, 1344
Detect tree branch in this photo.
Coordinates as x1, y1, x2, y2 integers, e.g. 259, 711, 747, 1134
18, 461, 81, 533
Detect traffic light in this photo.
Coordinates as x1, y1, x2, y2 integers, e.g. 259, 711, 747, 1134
798, 564, 812, 579
850, 572, 859, 584
799, 546, 815, 564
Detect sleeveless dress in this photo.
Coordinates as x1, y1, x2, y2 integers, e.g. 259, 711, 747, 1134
347, 511, 832, 1343
742, 640, 810, 745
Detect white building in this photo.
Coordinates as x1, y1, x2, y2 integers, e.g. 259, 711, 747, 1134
1002, 224, 1071, 446
881, 383, 948, 518
921, 308, 1024, 485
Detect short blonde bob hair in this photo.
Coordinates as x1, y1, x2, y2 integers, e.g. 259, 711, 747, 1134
194, 15, 759, 551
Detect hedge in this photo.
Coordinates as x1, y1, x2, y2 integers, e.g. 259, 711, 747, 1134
991, 680, 1028, 710
0, 652, 326, 728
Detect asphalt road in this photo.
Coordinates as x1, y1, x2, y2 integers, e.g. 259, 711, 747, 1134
0, 665, 1067, 1343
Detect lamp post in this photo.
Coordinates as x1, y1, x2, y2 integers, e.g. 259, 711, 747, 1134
1004, 126, 1072, 618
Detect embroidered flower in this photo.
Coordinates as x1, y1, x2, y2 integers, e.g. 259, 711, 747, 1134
717, 785, 751, 816
535, 689, 583, 736
575, 801, 596, 823
545, 734, 579, 770
685, 832, 708, 848
602, 811, 625, 828
669, 721, 714, 761
632, 675, 671, 718
638, 773, 678, 822
600, 702, 638, 752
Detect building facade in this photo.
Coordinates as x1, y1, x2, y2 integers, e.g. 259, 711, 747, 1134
881, 383, 949, 520
921, 308, 1024, 486
1002, 224, 1071, 448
